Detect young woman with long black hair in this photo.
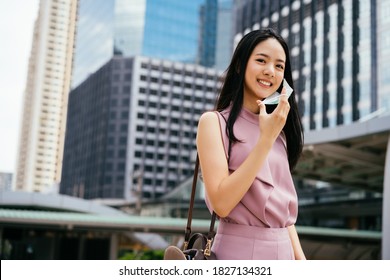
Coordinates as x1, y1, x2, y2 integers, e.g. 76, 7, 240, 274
196, 28, 306, 260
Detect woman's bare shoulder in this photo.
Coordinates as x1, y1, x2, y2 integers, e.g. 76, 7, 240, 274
197, 111, 221, 141
199, 111, 219, 125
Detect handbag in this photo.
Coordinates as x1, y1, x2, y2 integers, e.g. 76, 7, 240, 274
164, 155, 217, 260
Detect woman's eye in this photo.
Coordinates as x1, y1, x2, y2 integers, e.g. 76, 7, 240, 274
276, 64, 284, 70
256, 59, 265, 63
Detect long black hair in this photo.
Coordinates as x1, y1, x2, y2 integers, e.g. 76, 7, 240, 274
215, 28, 303, 170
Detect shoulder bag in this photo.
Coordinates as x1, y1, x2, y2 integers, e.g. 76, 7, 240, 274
163, 155, 217, 260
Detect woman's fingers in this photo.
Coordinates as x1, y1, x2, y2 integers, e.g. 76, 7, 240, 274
256, 100, 266, 115
274, 87, 290, 116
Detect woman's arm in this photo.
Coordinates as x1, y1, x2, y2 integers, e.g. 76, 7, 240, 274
196, 111, 274, 217
287, 225, 306, 260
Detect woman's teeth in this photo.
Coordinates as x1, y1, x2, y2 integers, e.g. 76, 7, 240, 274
258, 80, 271, 86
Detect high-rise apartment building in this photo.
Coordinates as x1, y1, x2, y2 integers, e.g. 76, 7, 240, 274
60, 56, 220, 201
72, 0, 207, 88
14, 0, 78, 192
233, 0, 390, 131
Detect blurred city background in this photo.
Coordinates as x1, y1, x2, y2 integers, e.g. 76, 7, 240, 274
0, 0, 389, 260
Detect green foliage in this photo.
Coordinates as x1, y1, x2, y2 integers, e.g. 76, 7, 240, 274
118, 249, 164, 260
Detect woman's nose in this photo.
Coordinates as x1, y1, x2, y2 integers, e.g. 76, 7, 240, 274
263, 66, 275, 77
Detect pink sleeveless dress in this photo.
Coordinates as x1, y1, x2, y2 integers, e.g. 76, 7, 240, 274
204, 107, 298, 260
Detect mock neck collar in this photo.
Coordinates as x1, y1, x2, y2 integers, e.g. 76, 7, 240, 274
240, 106, 259, 125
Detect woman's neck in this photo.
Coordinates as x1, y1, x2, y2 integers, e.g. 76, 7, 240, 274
242, 98, 260, 114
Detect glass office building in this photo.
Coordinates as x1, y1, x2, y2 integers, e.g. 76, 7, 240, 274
215, 0, 234, 71
234, 0, 390, 131
71, 0, 115, 88
198, 0, 218, 67
72, 0, 206, 87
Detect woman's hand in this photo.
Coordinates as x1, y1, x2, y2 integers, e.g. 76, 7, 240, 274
256, 87, 290, 145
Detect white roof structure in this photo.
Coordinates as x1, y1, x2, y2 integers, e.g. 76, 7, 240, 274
294, 115, 390, 259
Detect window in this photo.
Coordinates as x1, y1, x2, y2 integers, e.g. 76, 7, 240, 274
120, 123, 127, 132
123, 86, 130, 93
119, 137, 127, 144
117, 163, 125, 171
121, 111, 129, 119
125, 73, 132, 81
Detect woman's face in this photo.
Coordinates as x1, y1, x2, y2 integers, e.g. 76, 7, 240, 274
243, 38, 286, 111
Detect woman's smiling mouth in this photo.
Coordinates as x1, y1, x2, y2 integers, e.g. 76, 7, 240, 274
258, 79, 272, 87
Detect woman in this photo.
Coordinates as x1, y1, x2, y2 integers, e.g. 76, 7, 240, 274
196, 28, 306, 260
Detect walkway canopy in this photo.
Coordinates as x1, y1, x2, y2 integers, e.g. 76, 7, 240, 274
293, 115, 390, 259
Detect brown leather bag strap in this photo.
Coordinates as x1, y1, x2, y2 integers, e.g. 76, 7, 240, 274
184, 154, 217, 249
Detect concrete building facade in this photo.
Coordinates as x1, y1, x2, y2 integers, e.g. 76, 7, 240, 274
60, 56, 220, 202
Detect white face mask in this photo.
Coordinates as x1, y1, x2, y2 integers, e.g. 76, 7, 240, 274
262, 79, 293, 105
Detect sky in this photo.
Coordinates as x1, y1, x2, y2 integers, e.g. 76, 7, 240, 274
0, 0, 39, 173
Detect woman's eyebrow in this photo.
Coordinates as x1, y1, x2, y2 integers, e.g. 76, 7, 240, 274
255, 53, 285, 64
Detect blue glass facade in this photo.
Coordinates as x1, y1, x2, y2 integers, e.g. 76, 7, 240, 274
72, 0, 115, 88
143, 0, 205, 63
114, 0, 146, 57
215, 0, 233, 71
73, 0, 208, 88
198, 0, 218, 67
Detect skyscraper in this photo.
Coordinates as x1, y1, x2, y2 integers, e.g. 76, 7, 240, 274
14, 0, 78, 192
233, 0, 390, 131
215, 0, 234, 71
198, 0, 218, 68
72, 0, 207, 88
